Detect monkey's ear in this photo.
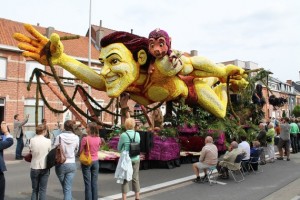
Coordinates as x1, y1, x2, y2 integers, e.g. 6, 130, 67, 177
137, 49, 147, 65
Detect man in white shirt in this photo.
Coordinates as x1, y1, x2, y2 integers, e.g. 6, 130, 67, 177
238, 135, 250, 172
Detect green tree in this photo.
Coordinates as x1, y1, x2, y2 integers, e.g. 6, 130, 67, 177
282, 110, 286, 118
292, 105, 300, 117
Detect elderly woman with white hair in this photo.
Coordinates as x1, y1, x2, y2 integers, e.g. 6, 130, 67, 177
266, 122, 276, 162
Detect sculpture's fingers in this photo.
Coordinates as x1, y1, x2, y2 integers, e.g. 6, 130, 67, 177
22, 51, 42, 60
13, 33, 40, 48
18, 43, 40, 54
24, 24, 48, 45
13, 33, 31, 42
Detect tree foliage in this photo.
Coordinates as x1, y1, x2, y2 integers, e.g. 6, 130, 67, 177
292, 105, 300, 117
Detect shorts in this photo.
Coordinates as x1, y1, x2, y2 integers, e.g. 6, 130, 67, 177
196, 162, 211, 170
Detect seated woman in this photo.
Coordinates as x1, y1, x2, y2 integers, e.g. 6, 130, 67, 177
249, 140, 261, 170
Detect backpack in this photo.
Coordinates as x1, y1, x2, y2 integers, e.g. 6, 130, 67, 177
125, 131, 140, 157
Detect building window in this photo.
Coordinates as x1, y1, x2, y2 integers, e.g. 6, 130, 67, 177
63, 106, 73, 123
25, 61, 45, 82
24, 99, 44, 125
0, 57, 7, 79
63, 69, 75, 85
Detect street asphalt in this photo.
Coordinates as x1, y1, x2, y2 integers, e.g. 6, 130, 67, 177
3, 139, 300, 200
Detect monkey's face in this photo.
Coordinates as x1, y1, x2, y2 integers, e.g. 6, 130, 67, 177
149, 37, 169, 59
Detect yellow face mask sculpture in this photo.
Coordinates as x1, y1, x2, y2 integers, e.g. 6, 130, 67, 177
14, 24, 248, 118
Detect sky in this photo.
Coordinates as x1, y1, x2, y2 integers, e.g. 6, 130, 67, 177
1, 0, 300, 82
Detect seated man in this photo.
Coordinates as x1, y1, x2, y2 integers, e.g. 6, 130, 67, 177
238, 135, 250, 171
217, 141, 245, 179
192, 136, 218, 183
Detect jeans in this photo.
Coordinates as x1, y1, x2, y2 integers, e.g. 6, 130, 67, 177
0, 172, 5, 200
55, 163, 77, 200
81, 161, 99, 200
16, 135, 24, 158
30, 168, 50, 200
297, 134, 300, 151
290, 134, 298, 153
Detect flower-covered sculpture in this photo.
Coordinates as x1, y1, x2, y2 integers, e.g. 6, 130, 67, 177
14, 24, 248, 118
269, 95, 288, 108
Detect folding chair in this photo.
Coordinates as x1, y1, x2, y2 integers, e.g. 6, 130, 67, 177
206, 165, 218, 185
25, 131, 36, 146
248, 147, 263, 173
225, 153, 245, 182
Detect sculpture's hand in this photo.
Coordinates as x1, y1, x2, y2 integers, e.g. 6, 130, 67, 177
230, 78, 249, 92
13, 24, 64, 66
225, 64, 245, 76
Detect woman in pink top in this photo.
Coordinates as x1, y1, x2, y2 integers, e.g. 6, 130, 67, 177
80, 122, 102, 200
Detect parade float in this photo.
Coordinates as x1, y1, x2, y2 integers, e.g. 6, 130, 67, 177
13, 24, 280, 170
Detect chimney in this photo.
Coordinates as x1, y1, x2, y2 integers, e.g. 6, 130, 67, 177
96, 20, 104, 48
286, 80, 292, 85
190, 50, 198, 56
96, 30, 104, 48
46, 27, 55, 38
131, 29, 133, 34
37, 23, 40, 26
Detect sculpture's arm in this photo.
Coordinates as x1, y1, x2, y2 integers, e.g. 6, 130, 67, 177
13, 24, 105, 91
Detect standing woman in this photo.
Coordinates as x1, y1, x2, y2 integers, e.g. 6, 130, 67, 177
55, 120, 79, 200
80, 122, 102, 200
117, 118, 141, 200
266, 122, 276, 163
29, 124, 51, 200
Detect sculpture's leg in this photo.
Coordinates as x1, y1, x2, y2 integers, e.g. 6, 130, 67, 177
194, 79, 228, 118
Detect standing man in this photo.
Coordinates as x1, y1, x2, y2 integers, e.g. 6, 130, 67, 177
289, 118, 299, 154
192, 136, 218, 182
0, 121, 14, 200
277, 117, 291, 161
13, 114, 29, 160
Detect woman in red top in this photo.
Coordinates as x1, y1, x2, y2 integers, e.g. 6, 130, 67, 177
80, 122, 102, 200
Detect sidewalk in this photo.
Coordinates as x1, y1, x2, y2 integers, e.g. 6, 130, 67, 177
4, 138, 30, 163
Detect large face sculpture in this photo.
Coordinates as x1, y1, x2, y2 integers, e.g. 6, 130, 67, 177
99, 43, 139, 98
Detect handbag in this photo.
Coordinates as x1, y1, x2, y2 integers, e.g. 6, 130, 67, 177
125, 131, 140, 157
55, 136, 66, 164
79, 138, 92, 166
266, 136, 272, 143
24, 151, 32, 162
47, 136, 66, 168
